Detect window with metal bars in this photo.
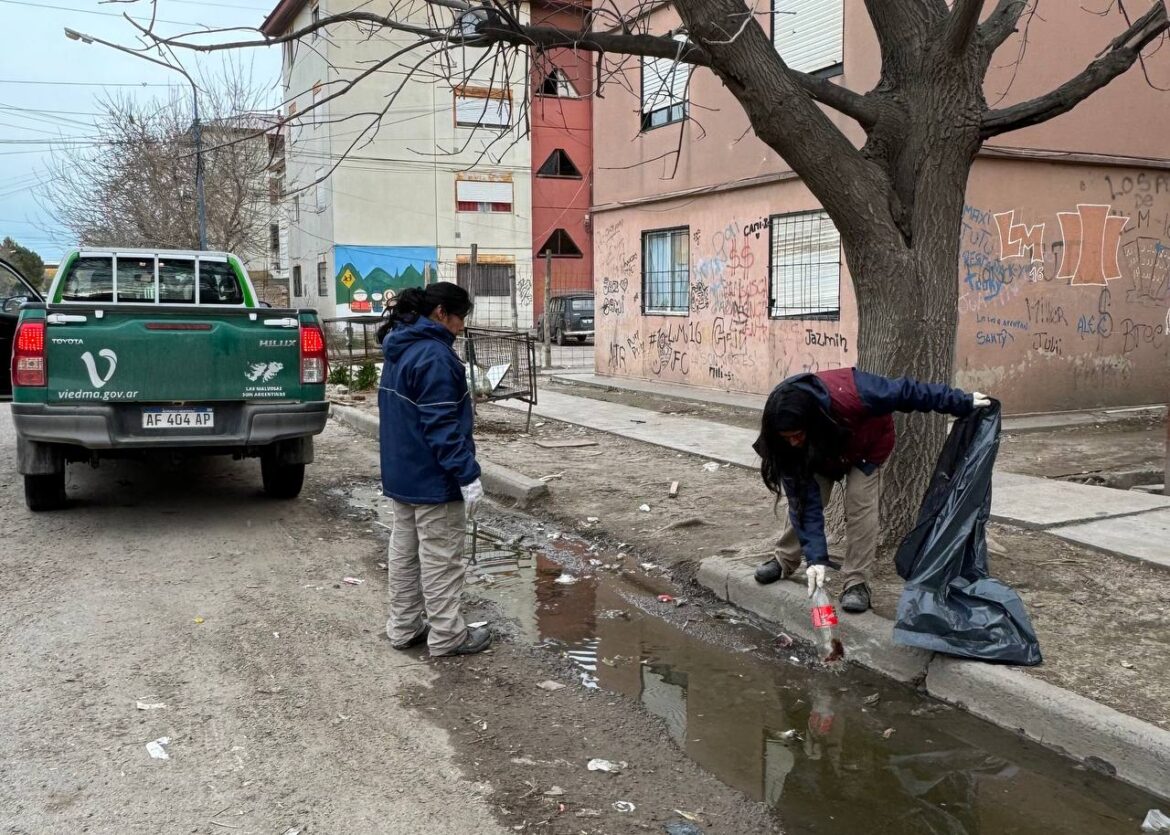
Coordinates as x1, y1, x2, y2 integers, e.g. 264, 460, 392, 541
456, 262, 514, 296
317, 257, 328, 296
642, 227, 690, 314
292, 265, 303, 297
768, 210, 841, 319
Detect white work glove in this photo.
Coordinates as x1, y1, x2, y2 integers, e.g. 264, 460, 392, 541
460, 478, 484, 519
972, 391, 992, 409
806, 564, 826, 598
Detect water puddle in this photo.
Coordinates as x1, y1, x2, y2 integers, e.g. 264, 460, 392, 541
345, 485, 1164, 833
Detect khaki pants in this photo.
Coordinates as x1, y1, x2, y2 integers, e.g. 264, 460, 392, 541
386, 499, 468, 656
775, 467, 881, 591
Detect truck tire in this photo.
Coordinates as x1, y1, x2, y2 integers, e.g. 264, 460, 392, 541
24, 472, 66, 512
261, 456, 305, 499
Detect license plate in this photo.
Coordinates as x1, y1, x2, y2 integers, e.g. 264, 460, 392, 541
142, 408, 214, 429
581, 319, 593, 326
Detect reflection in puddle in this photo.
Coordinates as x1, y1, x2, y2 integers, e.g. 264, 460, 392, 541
349, 488, 1161, 834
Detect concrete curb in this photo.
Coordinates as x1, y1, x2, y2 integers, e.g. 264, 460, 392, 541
695, 554, 1170, 800
328, 403, 548, 508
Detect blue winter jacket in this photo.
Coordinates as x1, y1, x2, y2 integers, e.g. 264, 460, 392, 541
378, 317, 480, 504
781, 369, 976, 567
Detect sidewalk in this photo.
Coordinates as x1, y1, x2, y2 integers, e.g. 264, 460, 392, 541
550, 372, 1168, 434
498, 389, 1170, 571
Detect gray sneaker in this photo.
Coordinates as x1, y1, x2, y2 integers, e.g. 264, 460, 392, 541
435, 626, 492, 657
840, 583, 871, 614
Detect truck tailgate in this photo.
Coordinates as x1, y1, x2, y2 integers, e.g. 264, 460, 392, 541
44, 307, 306, 403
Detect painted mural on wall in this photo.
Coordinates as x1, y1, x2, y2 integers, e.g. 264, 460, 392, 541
334, 245, 437, 317
593, 209, 854, 396
956, 171, 1169, 409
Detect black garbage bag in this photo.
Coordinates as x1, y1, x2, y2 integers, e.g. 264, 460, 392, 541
892, 401, 1042, 665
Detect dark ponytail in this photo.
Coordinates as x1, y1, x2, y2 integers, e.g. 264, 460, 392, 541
376, 281, 473, 343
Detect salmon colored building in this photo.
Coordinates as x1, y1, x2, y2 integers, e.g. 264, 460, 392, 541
530, 0, 594, 318
591, 2, 1170, 413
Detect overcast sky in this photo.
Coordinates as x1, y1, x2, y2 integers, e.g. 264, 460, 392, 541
0, 0, 281, 262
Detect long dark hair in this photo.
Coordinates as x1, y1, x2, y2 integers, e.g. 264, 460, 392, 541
753, 381, 848, 498
376, 281, 473, 343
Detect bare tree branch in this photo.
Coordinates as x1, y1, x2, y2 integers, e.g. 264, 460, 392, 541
947, 0, 987, 52
982, 0, 1168, 136
979, 0, 1032, 49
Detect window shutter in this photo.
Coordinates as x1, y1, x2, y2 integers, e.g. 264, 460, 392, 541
641, 37, 690, 113
456, 180, 513, 204
455, 93, 511, 127
773, 0, 843, 74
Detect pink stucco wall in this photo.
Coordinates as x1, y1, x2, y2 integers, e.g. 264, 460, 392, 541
593, 179, 858, 394
594, 158, 1170, 413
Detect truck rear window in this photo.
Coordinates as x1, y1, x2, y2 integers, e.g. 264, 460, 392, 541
57, 255, 246, 305
59, 257, 114, 302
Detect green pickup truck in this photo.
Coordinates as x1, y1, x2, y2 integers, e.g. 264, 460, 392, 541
8, 248, 330, 511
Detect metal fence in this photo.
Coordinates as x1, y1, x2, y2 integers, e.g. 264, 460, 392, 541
456, 326, 538, 430
322, 315, 383, 367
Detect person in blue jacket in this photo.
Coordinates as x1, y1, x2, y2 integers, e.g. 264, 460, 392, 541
377, 282, 491, 657
752, 368, 991, 613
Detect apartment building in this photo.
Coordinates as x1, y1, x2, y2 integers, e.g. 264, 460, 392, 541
592, 2, 1170, 413
262, 0, 534, 328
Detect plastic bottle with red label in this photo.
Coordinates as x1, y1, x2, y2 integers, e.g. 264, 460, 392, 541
810, 586, 844, 662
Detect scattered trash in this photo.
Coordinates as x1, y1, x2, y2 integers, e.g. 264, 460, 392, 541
811, 586, 845, 663
587, 758, 627, 773
193, 617, 205, 625
136, 700, 166, 711
702, 462, 720, 472
640, 562, 658, 571
1142, 809, 1170, 832
145, 737, 171, 760
657, 594, 676, 604
668, 481, 680, 498
612, 801, 636, 813
664, 821, 703, 835
281, 829, 301, 835
882, 728, 896, 739
1121, 661, 1135, 669
547, 532, 562, 540
638, 504, 651, 512
588, 559, 603, 567
863, 693, 881, 706
377, 562, 387, 570
600, 657, 616, 668
537, 680, 566, 692
575, 809, 601, 818
774, 632, 794, 648
511, 757, 539, 766
586, 516, 600, 523
539, 473, 564, 482
674, 810, 701, 823
779, 729, 801, 741
342, 577, 364, 586
468, 621, 488, 629
543, 786, 565, 797
554, 573, 579, 585
736, 645, 757, 653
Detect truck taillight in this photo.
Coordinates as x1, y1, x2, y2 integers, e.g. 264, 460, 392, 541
12, 321, 46, 387
300, 324, 327, 384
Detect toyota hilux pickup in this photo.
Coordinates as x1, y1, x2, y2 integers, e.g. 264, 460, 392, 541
8, 248, 329, 511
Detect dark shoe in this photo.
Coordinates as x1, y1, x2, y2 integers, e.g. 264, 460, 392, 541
435, 626, 492, 657
755, 558, 792, 585
840, 583, 871, 614
391, 623, 430, 650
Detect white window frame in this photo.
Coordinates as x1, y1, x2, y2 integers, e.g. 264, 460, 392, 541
768, 209, 841, 319
454, 88, 512, 129
640, 38, 690, 131
642, 227, 690, 315
771, 0, 844, 76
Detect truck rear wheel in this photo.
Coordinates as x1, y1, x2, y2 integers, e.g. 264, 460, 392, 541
24, 472, 66, 512
261, 456, 305, 499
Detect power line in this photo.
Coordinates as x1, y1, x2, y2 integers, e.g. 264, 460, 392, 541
0, 78, 180, 88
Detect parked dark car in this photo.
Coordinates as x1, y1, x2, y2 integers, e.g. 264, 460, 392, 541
1, 255, 43, 401
534, 293, 594, 345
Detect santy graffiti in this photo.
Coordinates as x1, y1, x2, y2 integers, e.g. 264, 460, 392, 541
1055, 204, 1128, 286
995, 210, 1045, 263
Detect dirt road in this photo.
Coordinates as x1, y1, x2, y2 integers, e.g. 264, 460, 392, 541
0, 406, 772, 834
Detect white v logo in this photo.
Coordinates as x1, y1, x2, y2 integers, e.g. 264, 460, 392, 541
80, 349, 118, 388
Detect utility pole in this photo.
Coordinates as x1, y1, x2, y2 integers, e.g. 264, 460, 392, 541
542, 251, 552, 369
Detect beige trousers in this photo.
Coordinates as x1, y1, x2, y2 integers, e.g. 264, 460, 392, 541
775, 467, 881, 591
386, 499, 468, 656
